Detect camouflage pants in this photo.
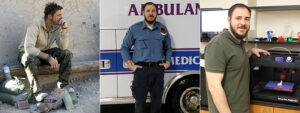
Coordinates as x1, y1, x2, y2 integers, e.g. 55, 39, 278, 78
18, 48, 73, 94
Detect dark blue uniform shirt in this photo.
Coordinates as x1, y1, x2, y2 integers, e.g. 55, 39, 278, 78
121, 21, 172, 63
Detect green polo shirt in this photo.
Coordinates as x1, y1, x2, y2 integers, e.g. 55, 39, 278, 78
204, 29, 250, 113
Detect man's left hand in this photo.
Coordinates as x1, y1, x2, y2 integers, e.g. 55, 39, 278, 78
159, 61, 170, 69
61, 21, 68, 32
248, 48, 270, 57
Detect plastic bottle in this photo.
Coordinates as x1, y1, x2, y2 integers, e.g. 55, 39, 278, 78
3, 63, 12, 80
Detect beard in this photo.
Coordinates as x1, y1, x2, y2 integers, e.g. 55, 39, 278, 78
144, 15, 156, 25
52, 19, 59, 25
229, 23, 249, 40
52, 18, 62, 25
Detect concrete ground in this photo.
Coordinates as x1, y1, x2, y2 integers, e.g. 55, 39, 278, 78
0, 71, 100, 113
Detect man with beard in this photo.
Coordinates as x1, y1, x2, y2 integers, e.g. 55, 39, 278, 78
120, 2, 172, 113
204, 3, 270, 113
18, 2, 72, 102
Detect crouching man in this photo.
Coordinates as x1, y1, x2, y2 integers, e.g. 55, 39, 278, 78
18, 2, 72, 102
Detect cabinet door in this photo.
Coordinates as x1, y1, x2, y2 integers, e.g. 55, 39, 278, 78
274, 107, 300, 113
250, 104, 273, 113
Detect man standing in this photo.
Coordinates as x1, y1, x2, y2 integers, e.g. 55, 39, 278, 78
120, 2, 172, 113
18, 2, 72, 102
204, 3, 270, 113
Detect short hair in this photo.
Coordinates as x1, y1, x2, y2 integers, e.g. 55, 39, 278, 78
44, 2, 63, 19
228, 3, 251, 18
142, 2, 157, 12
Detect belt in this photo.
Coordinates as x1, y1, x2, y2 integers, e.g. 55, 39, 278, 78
135, 61, 163, 67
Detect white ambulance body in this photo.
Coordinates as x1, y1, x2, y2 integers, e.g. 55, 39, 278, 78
100, 0, 200, 112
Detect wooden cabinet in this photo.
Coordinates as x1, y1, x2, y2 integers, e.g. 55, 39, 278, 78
200, 104, 300, 113
200, 109, 209, 113
200, 0, 300, 9
250, 104, 273, 113
200, 0, 248, 9
254, 0, 300, 7
274, 107, 300, 113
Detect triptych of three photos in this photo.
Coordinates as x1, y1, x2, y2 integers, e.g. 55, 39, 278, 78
1, 0, 299, 113
0, 0, 200, 113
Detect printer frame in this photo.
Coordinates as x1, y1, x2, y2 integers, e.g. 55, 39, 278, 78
250, 50, 300, 109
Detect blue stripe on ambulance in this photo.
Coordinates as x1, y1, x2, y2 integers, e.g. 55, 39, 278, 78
100, 50, 200, 73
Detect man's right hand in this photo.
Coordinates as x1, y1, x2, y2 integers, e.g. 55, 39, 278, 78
126, 60, 142, 72
206, 71, 232, 113
128, 65, 142, 72
37, 52, 59, 70
48, 57, 59, 70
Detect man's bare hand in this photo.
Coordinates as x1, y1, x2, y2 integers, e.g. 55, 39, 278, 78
128, 65, 142, 72
61, 22, 68, 29
59, 20, 68, 32
159, 61, 170, 69
248, 48, 270, 58
48, 57, 59, 70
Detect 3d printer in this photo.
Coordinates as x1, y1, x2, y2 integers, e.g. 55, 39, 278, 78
250, 49, 300, 109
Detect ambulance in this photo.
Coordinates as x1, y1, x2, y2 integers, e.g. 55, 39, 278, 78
100, 0, 200, 113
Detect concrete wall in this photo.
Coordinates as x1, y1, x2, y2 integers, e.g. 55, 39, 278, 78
0, 0, 99, 67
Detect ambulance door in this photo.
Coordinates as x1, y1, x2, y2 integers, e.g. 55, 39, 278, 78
100, 29, 118, 98
116, 29, 134, 97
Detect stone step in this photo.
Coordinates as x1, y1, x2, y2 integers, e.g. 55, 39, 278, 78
0, 60, 99, 77
16, 71, 99, 93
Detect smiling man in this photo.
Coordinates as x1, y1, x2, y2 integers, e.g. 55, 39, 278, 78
120, 2, 172, 113
204, 3, 270, 113
18, 2, 72, 102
